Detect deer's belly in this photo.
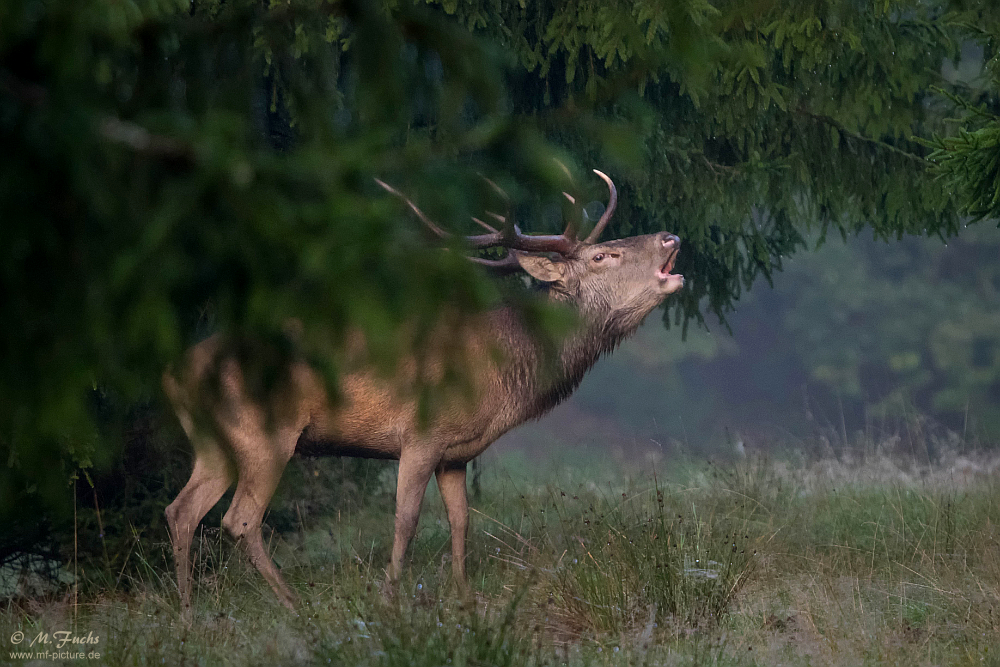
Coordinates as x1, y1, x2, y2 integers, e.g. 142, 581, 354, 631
295, 425, 401, 460
438, 438, 491, 464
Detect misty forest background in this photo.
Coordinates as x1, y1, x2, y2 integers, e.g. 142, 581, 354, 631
2, 0, 1000, 603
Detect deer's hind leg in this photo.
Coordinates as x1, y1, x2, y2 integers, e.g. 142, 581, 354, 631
435, 462, 469, 591
219, 417, 302, 610
165, 406, 236, 610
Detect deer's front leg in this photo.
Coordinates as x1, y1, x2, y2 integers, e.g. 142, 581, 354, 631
387, 447, 439, 587
435, 462, 469, 590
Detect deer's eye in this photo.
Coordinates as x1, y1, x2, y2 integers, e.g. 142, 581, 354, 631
593, 253, 606, 262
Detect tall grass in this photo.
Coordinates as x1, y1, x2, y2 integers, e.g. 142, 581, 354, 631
544, 483, 759, 637
3, 439, 1000, 666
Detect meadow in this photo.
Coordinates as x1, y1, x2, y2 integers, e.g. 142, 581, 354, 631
3, 431, 1000, 666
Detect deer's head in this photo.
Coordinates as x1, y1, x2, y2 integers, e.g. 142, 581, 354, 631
515, 230, 682, 322
377, 170, 683, 332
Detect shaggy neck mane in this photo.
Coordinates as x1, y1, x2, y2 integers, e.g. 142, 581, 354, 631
514, 294, 655, 421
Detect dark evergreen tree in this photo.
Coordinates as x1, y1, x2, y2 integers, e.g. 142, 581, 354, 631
1, 0, 997, 526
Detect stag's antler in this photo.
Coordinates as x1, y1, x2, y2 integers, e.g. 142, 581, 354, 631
374, 179, 451, 239
375, 178, 580, 257
375, 169, 618, 271
584, 169, 617, 243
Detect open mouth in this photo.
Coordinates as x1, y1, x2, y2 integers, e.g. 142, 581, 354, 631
656, 249, 680, 282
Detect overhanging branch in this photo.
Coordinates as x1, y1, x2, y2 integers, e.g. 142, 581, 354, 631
796, 107, 928, 164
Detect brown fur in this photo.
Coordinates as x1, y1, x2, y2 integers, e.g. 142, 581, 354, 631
164, 230, 683, 609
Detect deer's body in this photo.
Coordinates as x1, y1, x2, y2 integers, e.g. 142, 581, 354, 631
164, 172, 683, 609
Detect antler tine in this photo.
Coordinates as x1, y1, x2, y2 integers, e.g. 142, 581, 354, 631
561, 192, 582, 242
553, 158, 575, 183
375, 178, 451, 239
584, 169, 618, 244
472, 216, 499, 233
554, 161, 582, 242
562, 203, 580, 241
481, 175, 517, 244
469, 254, 523, 275
479, 174, 510, 203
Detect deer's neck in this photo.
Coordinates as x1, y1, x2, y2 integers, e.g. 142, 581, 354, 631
507, 303, 642, 422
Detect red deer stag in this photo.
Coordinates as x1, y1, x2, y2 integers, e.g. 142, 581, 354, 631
163, 170, 683, 609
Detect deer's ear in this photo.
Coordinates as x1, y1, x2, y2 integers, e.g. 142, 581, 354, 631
514, 251, 567, 283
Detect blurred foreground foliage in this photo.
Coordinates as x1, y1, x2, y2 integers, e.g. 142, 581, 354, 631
0, 0, 576, 534
1, 0, 999, 562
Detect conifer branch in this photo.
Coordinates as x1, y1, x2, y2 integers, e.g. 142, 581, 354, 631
796, 107, 928, 164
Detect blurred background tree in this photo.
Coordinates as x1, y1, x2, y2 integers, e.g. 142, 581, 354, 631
1, 0, 998, 572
